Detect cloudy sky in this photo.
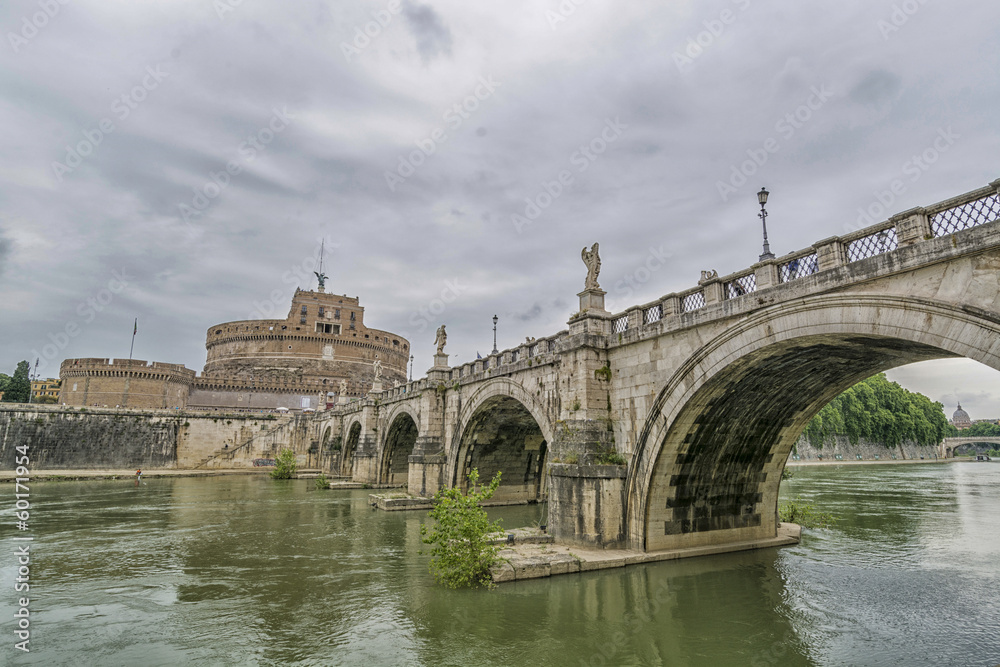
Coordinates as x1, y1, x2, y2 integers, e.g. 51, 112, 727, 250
2, 0, 999, 417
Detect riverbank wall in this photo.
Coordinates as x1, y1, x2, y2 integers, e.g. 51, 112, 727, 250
790, 434, 941, 463
0, 404, 312, 470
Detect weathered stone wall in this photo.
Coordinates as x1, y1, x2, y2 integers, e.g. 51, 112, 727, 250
790, 435, 942, 462
0, 406, 179, 469
0, 405, 305, 470
59, 358, 195, 409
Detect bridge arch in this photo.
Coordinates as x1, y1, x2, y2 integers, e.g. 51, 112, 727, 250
943, 437, 1000, 457
341, 419, 362, 477
627, 294, 1000, 552
379, 409, 419, 486
451, 378, 554, 503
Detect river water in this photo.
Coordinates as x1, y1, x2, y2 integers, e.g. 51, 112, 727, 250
2, 463, 999, 666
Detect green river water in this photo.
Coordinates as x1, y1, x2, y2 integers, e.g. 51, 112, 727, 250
2, 462, 999, 666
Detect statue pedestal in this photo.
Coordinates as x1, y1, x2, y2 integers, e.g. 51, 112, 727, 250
370, 379, 383, 393
430, 353, 450, 371
337, 395, 349, 405
577, 288, 609, 314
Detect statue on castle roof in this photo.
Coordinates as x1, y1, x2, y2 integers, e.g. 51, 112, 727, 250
435, 324, 447, 355
582, 242, 601, 290
313, 270, 328, 290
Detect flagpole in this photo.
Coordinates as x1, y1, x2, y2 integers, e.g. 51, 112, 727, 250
129, 318, 137, 360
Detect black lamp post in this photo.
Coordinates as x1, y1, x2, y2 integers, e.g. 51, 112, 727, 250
409, 354, 413, 382
757, 187, 774, 261
491, 314, 499, 355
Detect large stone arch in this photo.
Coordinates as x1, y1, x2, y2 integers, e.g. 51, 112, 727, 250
627, 294, 1000, 552
342, 419, 362, 477
379, 411, 419, 486
451, 378, 554, 503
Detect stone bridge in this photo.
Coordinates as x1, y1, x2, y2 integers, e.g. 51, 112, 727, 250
312, 178, 1000, 555
941, 436, 1000, 457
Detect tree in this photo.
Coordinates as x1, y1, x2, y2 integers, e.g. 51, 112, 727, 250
0, 373, 10, 396
803, 373, 953, 448
3, 361, 30, 403
420, 469, 503, 589
270, 448, 298, 479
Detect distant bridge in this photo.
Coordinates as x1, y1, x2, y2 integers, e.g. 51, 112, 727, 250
312, 178, 1000, 554
941, 436, 1000, 457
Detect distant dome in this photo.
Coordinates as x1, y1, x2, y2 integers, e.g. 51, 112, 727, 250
952, 403, 972, 429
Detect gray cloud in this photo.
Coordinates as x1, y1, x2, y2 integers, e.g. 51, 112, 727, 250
403, 2, 453, 62
0, 0, 997, 409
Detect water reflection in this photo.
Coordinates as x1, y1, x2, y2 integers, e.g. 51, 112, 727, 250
2, 464, 998, 665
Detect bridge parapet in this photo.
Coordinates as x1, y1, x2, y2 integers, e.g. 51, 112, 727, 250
604, 178, 1000, 346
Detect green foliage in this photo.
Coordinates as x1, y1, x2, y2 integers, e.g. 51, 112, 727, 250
957, 421, 1000, 437
779, 497, 834, 528
35, 395, 58, 404
3, 361, 31, 403
314, 472, 329, 490
0, 373, 10, 395
594, 365, 612, 381
781, 467, 794, 481
420, 469, 503, 589
594, 448, 627, 465
571, 399, 581, 412
802, 373, 950, 448
270, 448, 297, 479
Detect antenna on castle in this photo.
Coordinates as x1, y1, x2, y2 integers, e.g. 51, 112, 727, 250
313, 239, 328, 293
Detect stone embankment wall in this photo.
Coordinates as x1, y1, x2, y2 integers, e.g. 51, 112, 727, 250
0, 405, 311, 470
790, 434, 941, 462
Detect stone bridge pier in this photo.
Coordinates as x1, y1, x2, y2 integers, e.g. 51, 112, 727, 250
311, 178, 1000, 556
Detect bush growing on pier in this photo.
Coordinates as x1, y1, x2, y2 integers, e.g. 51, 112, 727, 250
270, 448, 297, 480
314, 472, 329, 490
420, 469, 503, 589
779, 497, 834, 529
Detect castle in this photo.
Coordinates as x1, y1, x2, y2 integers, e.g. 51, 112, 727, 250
59, 286, 409, 412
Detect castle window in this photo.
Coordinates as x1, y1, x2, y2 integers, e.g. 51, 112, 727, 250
335, 309, 340, 319
350, 311, 355, 321
393, 339, 399, 346
318, 307, 325, 317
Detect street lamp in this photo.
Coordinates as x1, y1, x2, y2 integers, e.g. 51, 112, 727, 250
491, 314, 499, 355
409, 354, 413, 382
757, 187, 774, 261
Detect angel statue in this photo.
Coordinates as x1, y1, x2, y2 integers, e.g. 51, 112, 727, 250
339, 378, 347, 395
435, 324, 447, 355
313, 270, 328, 290
372, 357, 383, 380
582, 242, 601, 290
